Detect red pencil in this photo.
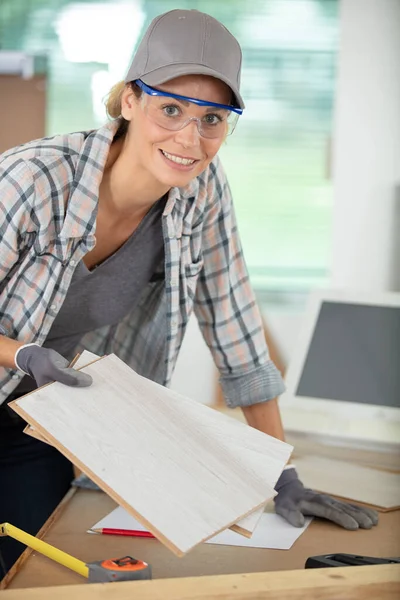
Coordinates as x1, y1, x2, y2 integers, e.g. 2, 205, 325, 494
91, 528, 155, 538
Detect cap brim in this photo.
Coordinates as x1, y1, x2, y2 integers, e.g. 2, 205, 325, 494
140, 64, 245, 110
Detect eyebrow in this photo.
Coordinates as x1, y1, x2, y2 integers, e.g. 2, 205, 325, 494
173, 98, 190, 107
205, 106, 228, 113
163, 97, 229, 112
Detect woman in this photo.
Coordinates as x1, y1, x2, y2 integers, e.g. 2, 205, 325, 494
0, 9, 377, 576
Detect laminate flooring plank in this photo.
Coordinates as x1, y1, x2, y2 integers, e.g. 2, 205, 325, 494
23, 351, 101, 444
11, 354, 292, 556
296, 456, 400, 510
22, 431, 266, 535
232, 505, 266, 536
22, 351, 269, 537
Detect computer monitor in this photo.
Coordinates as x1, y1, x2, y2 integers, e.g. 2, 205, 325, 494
279, 289, 400, 449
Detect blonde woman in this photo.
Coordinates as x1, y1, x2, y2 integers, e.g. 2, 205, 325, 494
0, 9, 377, 576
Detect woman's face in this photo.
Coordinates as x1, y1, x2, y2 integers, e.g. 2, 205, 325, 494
121, 75, 232, 188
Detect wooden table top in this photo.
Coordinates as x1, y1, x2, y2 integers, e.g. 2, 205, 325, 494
2, 487, 399, 590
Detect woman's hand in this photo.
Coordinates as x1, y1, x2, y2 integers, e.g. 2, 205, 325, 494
274, 467, 379, 530
15, 345, 92, 388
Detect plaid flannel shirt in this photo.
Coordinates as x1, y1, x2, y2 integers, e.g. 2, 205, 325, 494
0, 121, 285, 406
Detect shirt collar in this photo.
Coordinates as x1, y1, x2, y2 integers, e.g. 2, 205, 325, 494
60, 121, 118, 240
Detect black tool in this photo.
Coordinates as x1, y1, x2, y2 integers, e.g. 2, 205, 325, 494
305, 553, 400, 569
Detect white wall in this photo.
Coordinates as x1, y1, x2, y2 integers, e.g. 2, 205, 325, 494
330, 0, 400, 292
170, 316, 217, 404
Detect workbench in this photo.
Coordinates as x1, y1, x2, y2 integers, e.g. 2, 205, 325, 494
1, 434, 400, 598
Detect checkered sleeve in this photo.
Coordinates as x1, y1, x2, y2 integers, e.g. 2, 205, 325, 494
0, 158, 36, 281
193, 156, 285, 408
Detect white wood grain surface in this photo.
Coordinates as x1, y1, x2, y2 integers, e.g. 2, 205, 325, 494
22, 351, 267, 536
11, 354, 292, 555
23, 351, 102, 444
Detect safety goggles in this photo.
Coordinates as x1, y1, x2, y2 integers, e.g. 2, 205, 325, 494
134, 79, 243, 139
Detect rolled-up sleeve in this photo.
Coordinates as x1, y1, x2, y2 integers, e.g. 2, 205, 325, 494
220, 361, 285, 408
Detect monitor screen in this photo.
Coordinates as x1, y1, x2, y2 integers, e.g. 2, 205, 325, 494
296, 302, 400, 408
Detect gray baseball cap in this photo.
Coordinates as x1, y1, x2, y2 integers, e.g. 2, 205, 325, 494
125, 9, 244, 109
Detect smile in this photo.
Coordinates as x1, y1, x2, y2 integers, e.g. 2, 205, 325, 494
161, 150, 196, 165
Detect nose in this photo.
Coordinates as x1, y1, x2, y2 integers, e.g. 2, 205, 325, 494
174, 118, 201, 148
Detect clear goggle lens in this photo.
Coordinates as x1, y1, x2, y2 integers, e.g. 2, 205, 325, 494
138, 89, 240, 139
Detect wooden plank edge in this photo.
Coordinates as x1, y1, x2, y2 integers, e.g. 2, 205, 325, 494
0, 487, 77, 590
23, 424, 50, 444
230, 521, 257, 538
229, 505, 266, 538
2, 564, 399, 599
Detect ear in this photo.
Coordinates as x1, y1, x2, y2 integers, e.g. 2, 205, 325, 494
120, 86, 138, 121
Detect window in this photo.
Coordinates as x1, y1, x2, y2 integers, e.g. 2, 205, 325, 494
0, 0, 338, 293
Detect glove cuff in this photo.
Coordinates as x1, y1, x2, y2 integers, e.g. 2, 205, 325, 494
14, 343, 41, 376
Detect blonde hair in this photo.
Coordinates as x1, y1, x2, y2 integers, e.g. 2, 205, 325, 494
105, 81, 126, 119
105, 80, 142, 119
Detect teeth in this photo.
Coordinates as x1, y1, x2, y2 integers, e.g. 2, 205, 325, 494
162, 150, 195, 166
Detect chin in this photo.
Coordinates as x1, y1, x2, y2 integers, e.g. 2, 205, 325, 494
161, 172, 199, 188
155, 164, 206, 188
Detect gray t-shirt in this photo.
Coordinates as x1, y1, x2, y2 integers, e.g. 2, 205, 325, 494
14, 196, 166, 395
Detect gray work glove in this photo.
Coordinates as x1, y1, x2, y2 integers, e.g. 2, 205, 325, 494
15, 344, 92, 388
72, 473, 102, 490
274, 467, 379, 530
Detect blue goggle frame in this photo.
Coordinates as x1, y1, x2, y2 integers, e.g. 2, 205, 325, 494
134, 79, 243, 115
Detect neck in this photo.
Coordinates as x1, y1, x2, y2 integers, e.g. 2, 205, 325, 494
100, 134, 169, 217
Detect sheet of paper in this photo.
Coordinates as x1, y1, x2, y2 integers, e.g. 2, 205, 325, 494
208, 513, 312, 550
89, 506, 312, 551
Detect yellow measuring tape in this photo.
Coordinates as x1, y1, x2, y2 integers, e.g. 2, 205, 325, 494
0, 522, 89, 578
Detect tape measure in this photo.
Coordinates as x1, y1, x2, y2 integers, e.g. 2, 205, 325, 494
0, 523, 152, 583
88, 555, 152, 582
